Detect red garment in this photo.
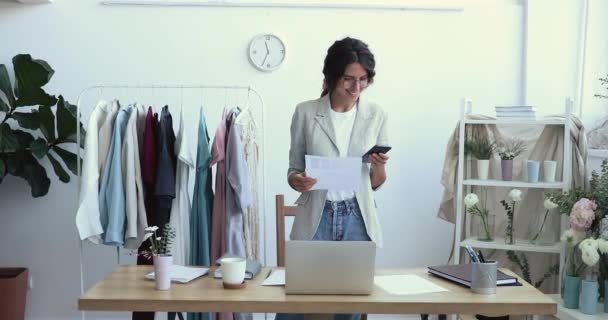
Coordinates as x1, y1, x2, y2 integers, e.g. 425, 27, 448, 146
210, 109, 231, 263
210, 109, 232, 320
133, 107, 159, 320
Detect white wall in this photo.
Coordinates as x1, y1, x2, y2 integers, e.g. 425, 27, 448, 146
0, 0, 593, 319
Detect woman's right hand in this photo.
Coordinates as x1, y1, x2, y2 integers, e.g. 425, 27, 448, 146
289, 172, 317, 192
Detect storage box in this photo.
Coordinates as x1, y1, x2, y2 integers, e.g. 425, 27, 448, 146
0, 268, 28, 320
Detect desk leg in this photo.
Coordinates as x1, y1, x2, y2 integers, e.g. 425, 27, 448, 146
304, 314, 333, 320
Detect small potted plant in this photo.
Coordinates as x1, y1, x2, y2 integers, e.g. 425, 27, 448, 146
577, 237, 608, 315
142, 224, 176, 290
464, 138, 496, 180
496, 138, 526, 181
500, 189, 522, 245
560, 228, 587, 309
464, 190, 495, 241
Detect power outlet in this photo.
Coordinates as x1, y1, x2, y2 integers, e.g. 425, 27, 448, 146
27, 274, 34, 290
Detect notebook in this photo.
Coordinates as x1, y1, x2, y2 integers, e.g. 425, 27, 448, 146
145, 265, 209, 283
427, 264, 520, 287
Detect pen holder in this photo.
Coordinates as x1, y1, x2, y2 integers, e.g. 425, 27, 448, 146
471, 261, 497, 295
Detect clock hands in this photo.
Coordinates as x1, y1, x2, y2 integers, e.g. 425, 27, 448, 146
261, 40, 270, 67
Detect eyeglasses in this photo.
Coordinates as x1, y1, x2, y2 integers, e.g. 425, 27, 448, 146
342, 75, 369, 89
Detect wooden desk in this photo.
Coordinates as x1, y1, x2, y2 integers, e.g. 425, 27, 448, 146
79, 266, 557, 316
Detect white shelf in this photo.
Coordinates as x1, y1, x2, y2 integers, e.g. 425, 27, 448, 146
463, 179, 565, 189
588, 149, 608, 158
464, 119, 565, 125
460, 237, 562, 254
548, 294, 606, 320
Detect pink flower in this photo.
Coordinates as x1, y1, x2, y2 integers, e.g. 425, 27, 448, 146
572, 198, 597, 211
569, 207, 595, 231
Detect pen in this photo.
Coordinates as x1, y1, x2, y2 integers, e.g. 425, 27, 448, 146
477, 250, 486, 263
465, 245, 479, 263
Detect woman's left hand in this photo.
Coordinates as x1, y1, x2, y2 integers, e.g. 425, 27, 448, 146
369, 153, 389, 167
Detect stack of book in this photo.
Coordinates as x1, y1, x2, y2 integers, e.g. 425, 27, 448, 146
495, 106, 537, 119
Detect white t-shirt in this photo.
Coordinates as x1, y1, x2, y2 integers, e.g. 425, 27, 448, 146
327, 104, 357, 201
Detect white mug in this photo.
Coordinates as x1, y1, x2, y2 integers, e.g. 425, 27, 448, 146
221, 257, 246, 285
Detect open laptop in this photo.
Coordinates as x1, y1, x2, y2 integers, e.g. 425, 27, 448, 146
285, 240, 376, 295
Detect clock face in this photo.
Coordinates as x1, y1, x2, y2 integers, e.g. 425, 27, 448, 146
248, 34, 286, 72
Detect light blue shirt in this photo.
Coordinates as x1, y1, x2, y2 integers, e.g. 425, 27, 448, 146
99, 104, 133, 246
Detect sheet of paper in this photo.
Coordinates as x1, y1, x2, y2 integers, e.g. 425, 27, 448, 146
145, 265, 209, 283
374, 275, 449, 295
262, 269, 285, 286
305, 155, 360, 191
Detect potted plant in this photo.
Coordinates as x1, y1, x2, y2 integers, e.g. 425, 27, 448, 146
0, 54, 85, 319
465, 191, 495, 241
577, 237, 608, 315
496, 138, 525, 181
141, 224, 176, 290
560, 228, 587, 309
549, 160, 608, 304
464, 138, 496, 180
500, 189, 522, 245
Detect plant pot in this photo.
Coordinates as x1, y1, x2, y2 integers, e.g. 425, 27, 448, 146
527, 160, 540, 183
563, 275, 580, 309
153, 255, 173, 290
476, 214, 495, 242
0, 268, 28, 320
580, 278, 599, 314
477, 159, 490, 180
543, 160, 557, 182
501, 159, 513, 181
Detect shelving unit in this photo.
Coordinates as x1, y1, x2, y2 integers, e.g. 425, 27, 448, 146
548, 294, 605, 320
453, 98, 575, 289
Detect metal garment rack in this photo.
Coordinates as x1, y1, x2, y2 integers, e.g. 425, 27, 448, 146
100, 0, 465, 12
75, 84, 265, 319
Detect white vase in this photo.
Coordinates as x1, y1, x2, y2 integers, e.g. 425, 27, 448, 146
543, 160, 557, 182
477, 159, 490, 180
153, 255, 173, 290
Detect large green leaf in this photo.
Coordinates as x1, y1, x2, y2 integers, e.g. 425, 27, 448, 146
12, 129, 34, 148
21, 153, 50, 197
12, 54, 57, 107
47, 152, 69, 183
56, 95, 76, 140
0, 64, 15, 108
52, 145, 78, 175
5, 153, 22, 176
38, 104, 55, 142
5, 151, 50, 197
30, 138, 48, 159
12, 111, 40, 130
0, 98, 9, 113
0, 123, 18, 152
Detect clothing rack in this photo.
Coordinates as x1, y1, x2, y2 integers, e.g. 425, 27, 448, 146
75, 84, 265, 320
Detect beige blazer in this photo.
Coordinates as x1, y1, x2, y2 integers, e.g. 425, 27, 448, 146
287, 94, 389, 246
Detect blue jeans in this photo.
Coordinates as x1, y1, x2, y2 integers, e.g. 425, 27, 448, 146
275, 197, 370, 320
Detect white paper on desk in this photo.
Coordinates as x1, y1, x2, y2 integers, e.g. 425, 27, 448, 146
145, 265, 209, 283
262, 269, 285, 286
305, 155, 360, 191
374, 275, 449, 295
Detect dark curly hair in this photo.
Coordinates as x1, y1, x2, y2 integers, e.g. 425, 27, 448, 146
321, 37, 376, 97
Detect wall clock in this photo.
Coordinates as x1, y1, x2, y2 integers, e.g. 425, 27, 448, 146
248, 34, 286, 72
